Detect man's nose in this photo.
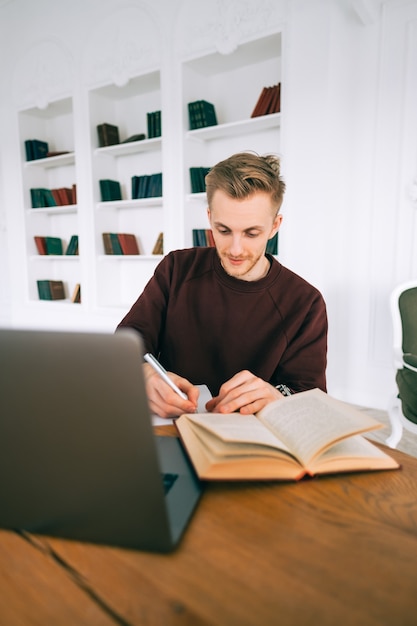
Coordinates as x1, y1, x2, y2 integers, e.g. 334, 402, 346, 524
229, 235, 243, 256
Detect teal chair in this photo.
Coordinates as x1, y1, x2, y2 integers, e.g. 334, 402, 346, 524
386, 280, 417, 448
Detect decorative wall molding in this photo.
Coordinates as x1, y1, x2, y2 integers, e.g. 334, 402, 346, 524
83, 6, 161, 88
12, 39, 74, 109
176, 0, 286, 58
351, 0, 382, 25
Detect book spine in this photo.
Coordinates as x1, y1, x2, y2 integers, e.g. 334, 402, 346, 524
34, 236, 47, 255
65, 235, 79, 255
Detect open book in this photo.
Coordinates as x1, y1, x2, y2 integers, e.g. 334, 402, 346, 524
175, 389, 399, 481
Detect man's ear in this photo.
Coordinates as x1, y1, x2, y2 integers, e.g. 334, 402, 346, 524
270, 213, 283, 238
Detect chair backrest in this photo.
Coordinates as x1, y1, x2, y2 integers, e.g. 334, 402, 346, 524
391, 280, 417, 365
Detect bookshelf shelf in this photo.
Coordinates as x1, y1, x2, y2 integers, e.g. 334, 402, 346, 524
30, 255, 80, 261
26, 205, 77, 216
94, 137, 162, 158
96, 198, 162, 210
186, 113, 281, 142
98, 254, 163, 261
24, 152, 76, 169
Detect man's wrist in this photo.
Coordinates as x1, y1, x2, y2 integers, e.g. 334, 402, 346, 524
275, 384, 293, 397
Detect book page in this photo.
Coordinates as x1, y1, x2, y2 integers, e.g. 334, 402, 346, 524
308, 435, 399, 473
257, 389, 383, 466
185, 413, 292, 454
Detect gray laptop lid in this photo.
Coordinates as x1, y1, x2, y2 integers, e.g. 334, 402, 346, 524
0, 328, 201, 552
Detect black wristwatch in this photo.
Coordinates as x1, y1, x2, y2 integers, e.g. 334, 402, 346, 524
275, 384, 293, 397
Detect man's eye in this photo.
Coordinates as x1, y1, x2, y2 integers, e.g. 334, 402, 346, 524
246, 232, 259, 238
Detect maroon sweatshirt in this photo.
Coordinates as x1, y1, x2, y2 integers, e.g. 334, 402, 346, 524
117, 247, 327, 396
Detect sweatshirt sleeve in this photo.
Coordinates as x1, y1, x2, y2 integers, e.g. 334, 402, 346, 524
116, 254, 173, 355
273, 291, 328, 393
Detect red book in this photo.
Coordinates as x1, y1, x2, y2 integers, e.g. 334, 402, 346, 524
117, 233, 140, 255
268, 84, 281, 114
34, 236, 47, 255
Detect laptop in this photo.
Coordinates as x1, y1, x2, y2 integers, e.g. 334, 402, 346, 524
0, 327, 202, 552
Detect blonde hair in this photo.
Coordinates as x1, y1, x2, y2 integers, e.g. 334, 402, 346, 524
205, 152, 286, 213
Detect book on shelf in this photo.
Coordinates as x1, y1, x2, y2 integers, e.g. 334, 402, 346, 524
189, 167, 211, 193
99, 179, 122, 202
146, 111, 162, 138
34, 236, 47, 255
71, 183, 77, 204
102, 233, 123, 255
192, 229, 215, 247
44, 236, 63, 255
50, 187, 75, 206
121, 133, 146, 144
175, 388, 399, 482
25, 139, 49, 161
30, 186, 76, 208
131, 173, 162, 199
35, 235, 78, 255
152, 232, 164, 255
65, 235, 79, 255
71, 283, 81, 304
117, 233, 140, 255
30, 188, 57, 208
188, 100, 218, 130
97, 123, 120, 147
46, 150, 71, 158
102, 232, 140, 255
36, 280, 66, 301
251, 83, 281, 118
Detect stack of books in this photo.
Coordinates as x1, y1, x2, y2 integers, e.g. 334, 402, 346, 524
30, 185, 77, 208
131, 173, 162, 199
188, 100, 218, 130
102, 233, 140, 255
34, 234, 79, 256
147, 111, 162, 138
189, 167, 211, 193
251, 83, 281, 117
37, 280, 66, 300
192, 229, 215, 247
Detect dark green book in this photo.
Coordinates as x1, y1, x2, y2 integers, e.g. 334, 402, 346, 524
65, 235, 79, 255
44, 237, 63, 255
97, 123, 120, 147
25, 139, 49, 161
102, 233, 123, 255
37, 280, 65, 300
99, 179, 122, 202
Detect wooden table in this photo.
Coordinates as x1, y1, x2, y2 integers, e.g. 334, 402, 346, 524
2, 431, 417, 626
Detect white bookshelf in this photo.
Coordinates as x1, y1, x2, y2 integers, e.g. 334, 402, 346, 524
16, 31, 282, 316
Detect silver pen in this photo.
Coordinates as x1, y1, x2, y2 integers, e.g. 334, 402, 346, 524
144, 353, 188, 400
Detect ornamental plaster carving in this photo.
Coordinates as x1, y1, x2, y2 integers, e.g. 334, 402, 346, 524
176, 0, 286, 58
83, 6, 160, 88
12, 39, 74, 110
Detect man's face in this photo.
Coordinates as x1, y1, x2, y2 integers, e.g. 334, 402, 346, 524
208, 189, 282, 282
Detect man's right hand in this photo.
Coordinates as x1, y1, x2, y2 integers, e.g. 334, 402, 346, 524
143, 363, 199, 418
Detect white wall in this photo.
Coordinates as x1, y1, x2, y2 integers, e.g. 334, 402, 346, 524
0, 0, 416, 410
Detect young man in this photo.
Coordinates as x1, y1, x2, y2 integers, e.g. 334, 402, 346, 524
117, 152, 327, 418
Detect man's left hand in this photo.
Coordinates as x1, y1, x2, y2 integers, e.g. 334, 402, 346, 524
205, 370, 283, 414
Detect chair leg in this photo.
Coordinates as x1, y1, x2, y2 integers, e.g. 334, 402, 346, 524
386, 397, 403, 448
